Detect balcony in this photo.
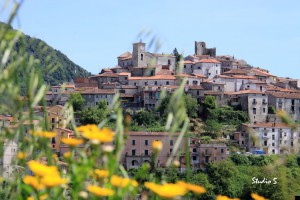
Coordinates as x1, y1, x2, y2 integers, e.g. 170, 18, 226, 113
262, 100, 268, 105
252, 99, 257, 105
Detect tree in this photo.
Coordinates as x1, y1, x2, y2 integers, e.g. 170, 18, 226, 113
68, 93, 85, 111
132, 109, 156, 126
184, 94, 199, 118
157, 95, 199, 118
203, 96, 218, 110
202, 119, 223, 138
79, 100, 108, 125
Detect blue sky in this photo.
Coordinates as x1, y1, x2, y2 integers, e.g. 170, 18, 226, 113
2, 0, 300, 78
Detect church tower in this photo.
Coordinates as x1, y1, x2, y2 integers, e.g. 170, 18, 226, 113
132, 41, 147, 67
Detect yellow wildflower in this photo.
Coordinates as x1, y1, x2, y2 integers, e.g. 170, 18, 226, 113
87, 185, 114, 196
152, 140, 163, 152
30, 131, 56, 138
0, 177, 3, 183
40, 175, 68, 187
18, 152, 27, 160
145, 182, 187, 199
110, 175, 138, 188
177, 181, 206, 194
23, 175, 45, 190
63, 151, 72, 159
251, 193, 268, 200
216, 195, 240, 200
95, 169, 109, 178
40, 194, 48, 200
77, 125, 114, 143
27, 160, 59, 177
27, 197, 34, 200
61, 137, 84, 146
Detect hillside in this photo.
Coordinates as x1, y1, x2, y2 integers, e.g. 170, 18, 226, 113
0, 22, 91, 85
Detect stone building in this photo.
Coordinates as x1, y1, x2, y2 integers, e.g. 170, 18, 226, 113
121, 132, 187, 169
198, 144, 228, 169
194, 41, 216, 57
229, 90, 268, 123
118, 41, 176, 71
240, 122, 299, 154
79, 88, 116, 108
268, 92, 300, 121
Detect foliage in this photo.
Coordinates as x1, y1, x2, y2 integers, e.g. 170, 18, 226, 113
202, 120, 223, 138
67, 93, 85, 111
79, 100, 109, 125
268, 105, 276, 114
0, 22, 91, 86
158, 94, 199, 118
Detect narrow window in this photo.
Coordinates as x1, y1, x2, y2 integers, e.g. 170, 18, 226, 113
132, 140, 136, 145
145, 140, 148, 146
145, 150, 148, 155
141, 54, 144, 61
132, 149, 136, 156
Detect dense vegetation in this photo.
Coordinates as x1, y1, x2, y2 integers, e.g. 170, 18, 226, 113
130, 154, 300, 200
0, 22, 91, 85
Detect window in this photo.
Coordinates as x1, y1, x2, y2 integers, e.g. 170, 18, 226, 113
141, 54, 144, 61
132, 140, 136, 145
145, 150, 149, 155
131, 160, 135, 166
132, 149, 136, 156
272, 128, 275, 132
166, 81, 169, 85
154, 81, 157, 85
193, 156, 197, 161
272, 135, 275, 140
170, 140, 173, 146
198, 66, 201, 69
216, 70, 218, 74
197, 91, 200, 95
263, 108, 266, 113
272, 142, 275, 147
272, 149, 275, 154
291, 142, 294, 146
145, 140, 148, 146
184, 65, 186, 68
221, 149, 224, 153
193, 148, 197, 153
264, 141, 267, 146
168, 59, 171, 65
253, 108, 256, 114
284, 132, 287, 137
170, 148, 173, 153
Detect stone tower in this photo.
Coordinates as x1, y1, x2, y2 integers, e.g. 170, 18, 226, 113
195, 41, 216, 57
132, 41, 147, 67
195, 41, 206, 55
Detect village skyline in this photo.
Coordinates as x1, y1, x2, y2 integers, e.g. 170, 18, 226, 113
5, 0, 300, 79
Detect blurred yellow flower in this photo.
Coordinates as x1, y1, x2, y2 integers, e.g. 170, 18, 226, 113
61, 137, 84, 146
110, 175, 138, 188
18, 152, 27, 160
27, 197, 34, 200
30, 131, 56, 138
144, 182, 187, 199
216, 195, 240, 200
40, 194, 48, 200
95, 169, 109, 178
87, 185, 114, 196
0, 177, 3, 183
251, 193, 268, 200
41, 175, 68, 187
77, 125, 114, 143
152, 140, 163, 152
63, 151, 72, 159
177, 181, 206, 194
27, 160, 59, 177
23, 175, 45, 190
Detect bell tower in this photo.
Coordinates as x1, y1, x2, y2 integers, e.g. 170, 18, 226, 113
132, 40, 146, 67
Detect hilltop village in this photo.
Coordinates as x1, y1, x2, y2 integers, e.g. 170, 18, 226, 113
1, 40, 300, 177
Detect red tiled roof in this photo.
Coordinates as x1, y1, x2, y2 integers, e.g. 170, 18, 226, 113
128, 75, 176, 80
184, 60, 194, 64
231, 75, 257, 79
156, 69, 174, 76
197, 59, 221, 64
223, 69, 249, 75
118, 72, 131, 76
188, 85, 204, 90
117, 51, 132, 58
230, 90, 265, 95
251, 68, 275, 77
268, 92, 300, 99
